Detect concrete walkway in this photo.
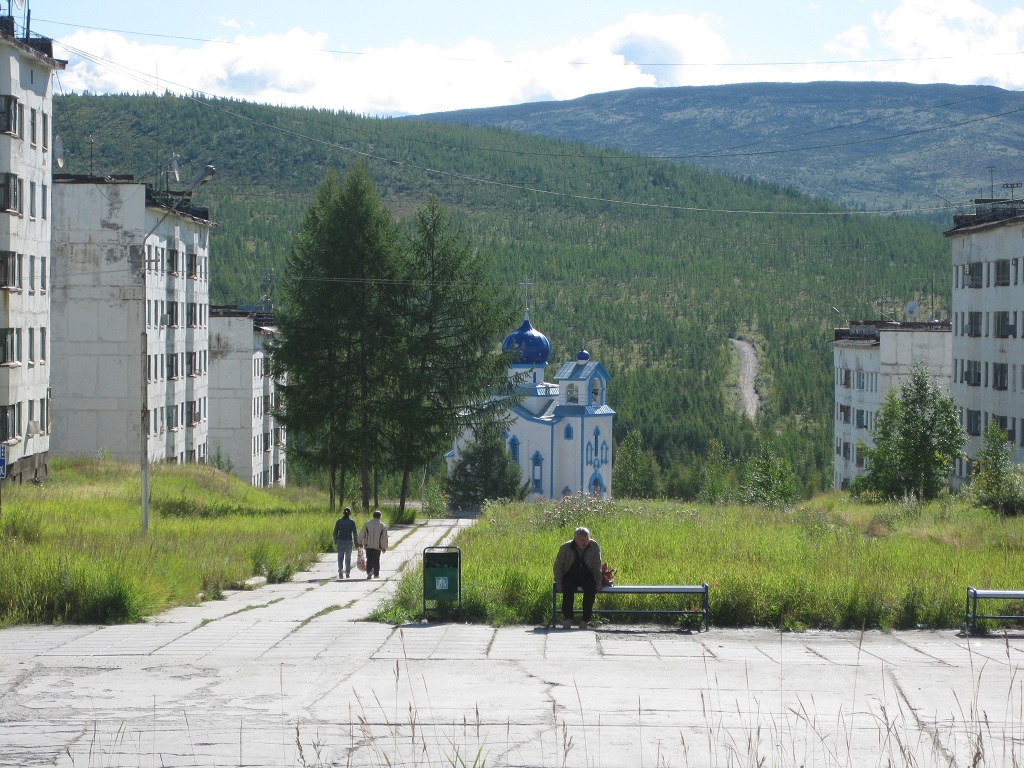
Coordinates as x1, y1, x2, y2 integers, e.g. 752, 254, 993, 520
3, 518, 1024, 767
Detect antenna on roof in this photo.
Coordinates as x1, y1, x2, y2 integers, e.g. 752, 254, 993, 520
170, 153, 180, 183
904, 301, 920, 321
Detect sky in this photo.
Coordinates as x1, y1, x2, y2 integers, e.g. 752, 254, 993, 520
27, 0, 1024, 116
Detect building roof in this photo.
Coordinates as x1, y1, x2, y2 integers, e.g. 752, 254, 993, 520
553, 359, 611, 381
0, 18, 67, 70
944, 198, 1024, 236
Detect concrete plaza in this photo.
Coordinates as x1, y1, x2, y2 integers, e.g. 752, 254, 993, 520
2, 517, 1023, 767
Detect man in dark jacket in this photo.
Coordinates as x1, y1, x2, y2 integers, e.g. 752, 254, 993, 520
553, 526, 603, 629
333, 508, 357, 579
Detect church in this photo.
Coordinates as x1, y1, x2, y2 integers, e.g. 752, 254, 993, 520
447, 306, 615, 500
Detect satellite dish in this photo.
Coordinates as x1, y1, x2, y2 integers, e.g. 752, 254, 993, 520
12, 0, 24, 10
170, 153, 180, 183
905, 301, 920, 320
53, 134, 65, 168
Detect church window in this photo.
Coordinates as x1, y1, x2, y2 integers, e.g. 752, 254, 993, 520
509, 436, 520, 464
564, 424, 573, 440
531, 451, 543, 493
600, 441, 609, 464
566, 384, 578, 404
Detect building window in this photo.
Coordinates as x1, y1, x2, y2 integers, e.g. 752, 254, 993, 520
0, 173, 23, 214
39, 327, 45, 363
41, 113, 48, 151
856, 371, 865, 390
965, 262, 983, 289
0, 251, 19, 289
0, 95, 19, 136
966, 409, 982, 437
40, 183, 46, 220
855, 409, 866, 429
995, 259, 1012, 287
0, 328, 19, 364
28, 108, 36, 146
27, 254, 33, 292
564, 424, 573, 440
509, 436, 520, 464
566, 383, 578, 404
39, 256, 45, 293
994, 363, 1009, 391
187, 251, 198, 279
28, 181, 35, 218
966, 311, 982, 338
994, 311, 1016, 339
26, 327, 33, 364
0, 403, 19, 441
965, 360, 982, 387
531, 452, 543, 493
838, 404, 852, 423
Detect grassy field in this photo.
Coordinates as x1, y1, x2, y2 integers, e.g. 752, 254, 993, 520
7, 459, 1024, 631
0, 457, 342, 625
374, 493, 1024, 631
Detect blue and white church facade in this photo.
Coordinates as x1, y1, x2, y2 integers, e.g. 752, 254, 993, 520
447, 309, 615, 500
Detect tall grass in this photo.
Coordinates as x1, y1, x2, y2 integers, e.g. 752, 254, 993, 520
375, 493, 1024, 630
0, 457, 341, 625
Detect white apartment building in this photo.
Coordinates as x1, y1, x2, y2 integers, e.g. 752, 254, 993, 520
208, 307, 286, 487
946, 197, 1024, 484
0, 21, 64, 482
50, 176, 212, 465
831, 320, 951, 490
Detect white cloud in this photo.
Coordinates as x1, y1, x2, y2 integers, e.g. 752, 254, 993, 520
54, 13, 730, 115
219, 18, 240, 30
52, 3, 1024, 117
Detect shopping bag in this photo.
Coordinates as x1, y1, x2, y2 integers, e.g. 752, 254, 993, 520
356, 548, 366, 572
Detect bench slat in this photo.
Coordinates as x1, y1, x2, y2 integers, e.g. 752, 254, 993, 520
965, 586, 1024, 633
553, 582, 710, 630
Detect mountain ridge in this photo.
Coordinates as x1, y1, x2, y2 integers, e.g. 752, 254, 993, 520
409, 80, 1024, 215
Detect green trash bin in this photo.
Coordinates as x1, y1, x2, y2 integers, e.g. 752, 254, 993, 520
423, 546, 461, 621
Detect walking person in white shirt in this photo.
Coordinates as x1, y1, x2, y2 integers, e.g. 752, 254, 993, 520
359, 510, 388, 579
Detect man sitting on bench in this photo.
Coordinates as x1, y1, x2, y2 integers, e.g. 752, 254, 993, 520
553, 526, 604, 629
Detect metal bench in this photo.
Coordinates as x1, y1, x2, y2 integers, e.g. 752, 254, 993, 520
551, 583, 710, 631
965, 587, 1024, 633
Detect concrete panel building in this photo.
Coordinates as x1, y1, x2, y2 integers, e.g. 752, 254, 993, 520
50, 176, 213, 465
946, 197, 1024, 484
0, 19, 64, 482
208, 307, 286, 487
830, 320, 952, 491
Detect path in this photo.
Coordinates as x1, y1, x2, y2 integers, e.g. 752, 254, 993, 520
731, 337, 760, 420
2, 518, 1023, 767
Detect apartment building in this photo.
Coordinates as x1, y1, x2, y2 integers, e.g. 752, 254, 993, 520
831, 320, 951, 490
208, 307, 286, 487
0, 19, 64, 482
50, 176, 212, 465
946, 196, 1024, 484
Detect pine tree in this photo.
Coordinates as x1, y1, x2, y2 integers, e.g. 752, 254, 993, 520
269, 165, 403, 508
385, 196, 518, 516
447, 425, 530, 507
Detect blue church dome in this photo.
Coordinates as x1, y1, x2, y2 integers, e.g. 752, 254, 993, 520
502, 314, 550, 365
576, 347, 590, 361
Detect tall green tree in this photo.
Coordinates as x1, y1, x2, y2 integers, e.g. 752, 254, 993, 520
446, 424, 530, 508
854, 363, 965, 501
612, 429, 661, 498
385, 196, 518, 516
972, 423, 1024, 515
269, 165, 403, 509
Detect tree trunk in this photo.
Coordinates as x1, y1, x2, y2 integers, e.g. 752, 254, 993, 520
399, 460, 411, 519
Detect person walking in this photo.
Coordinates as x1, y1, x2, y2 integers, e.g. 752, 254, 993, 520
359, 510, 388, 579
553, 526, 603, 629
332, 507, 357, 579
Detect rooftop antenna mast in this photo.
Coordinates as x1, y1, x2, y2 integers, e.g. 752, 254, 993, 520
988, 165, 996, 199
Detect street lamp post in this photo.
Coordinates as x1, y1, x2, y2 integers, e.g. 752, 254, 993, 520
141, 165, 215, 534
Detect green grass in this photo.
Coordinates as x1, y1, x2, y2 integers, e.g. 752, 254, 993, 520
0, 457, 347, 625
374, 493, 1024, 631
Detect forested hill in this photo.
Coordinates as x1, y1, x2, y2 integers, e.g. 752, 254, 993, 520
53, 93, 950, 495
412, 81, 1024, 216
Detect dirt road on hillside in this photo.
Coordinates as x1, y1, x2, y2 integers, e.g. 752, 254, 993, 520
731, 338, 760, 420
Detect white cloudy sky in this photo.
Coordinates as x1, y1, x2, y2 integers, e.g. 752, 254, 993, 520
30, 0, 1024, 116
